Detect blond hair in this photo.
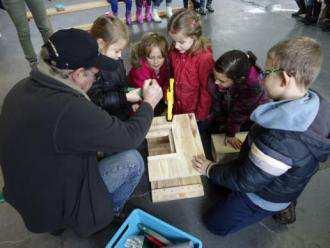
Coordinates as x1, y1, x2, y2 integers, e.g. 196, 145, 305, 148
90, 15, 130, 47
131, 32, 169, 68
167, 9, 211, 54
267, 37, 323, 88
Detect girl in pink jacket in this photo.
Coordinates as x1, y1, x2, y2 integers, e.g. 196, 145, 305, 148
128, 32, 170, 115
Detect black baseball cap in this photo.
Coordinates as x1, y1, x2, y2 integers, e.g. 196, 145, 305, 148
44, 28, 118, 71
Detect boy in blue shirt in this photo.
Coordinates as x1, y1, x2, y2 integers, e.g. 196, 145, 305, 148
193, 37, 330, 236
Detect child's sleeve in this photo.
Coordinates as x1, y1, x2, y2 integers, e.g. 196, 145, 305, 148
196, 52, 214, 121
208, 132, 294, 192
226, 88, 263, 137
128, 67, 145, 88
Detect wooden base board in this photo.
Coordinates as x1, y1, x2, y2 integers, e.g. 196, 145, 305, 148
211, 132, 248, 162
151, 184, 204, 203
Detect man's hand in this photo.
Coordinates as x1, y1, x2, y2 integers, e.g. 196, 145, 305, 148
225, 136, 243, 150
142, 79, 163, 109
192, 155, 215, 176
126, 88, 142, 103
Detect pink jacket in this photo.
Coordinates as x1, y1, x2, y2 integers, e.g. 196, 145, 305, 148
128, 58, 171, 96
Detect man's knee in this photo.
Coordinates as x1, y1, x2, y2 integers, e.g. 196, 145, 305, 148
124, 149, 145, 176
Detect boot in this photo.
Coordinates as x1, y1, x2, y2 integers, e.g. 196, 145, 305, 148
292, 0, 306, 18
136, 7, 143, 24
273, 201, 297, 225
125, 11, 132, 25
152, 7, 161, 22
146, 4, 153, 22
302, 1, 322, 25
196, 7, 207, 15
166, 5, 173, 18
206, 2, 215, 13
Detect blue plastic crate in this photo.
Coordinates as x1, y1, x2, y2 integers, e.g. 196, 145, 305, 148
106, 209, 203, 248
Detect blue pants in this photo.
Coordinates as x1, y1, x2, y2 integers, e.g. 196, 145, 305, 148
204, 191, 275, 236
98, 150, 144, 214
153, 0, 172, 7
107, 0, 132, 14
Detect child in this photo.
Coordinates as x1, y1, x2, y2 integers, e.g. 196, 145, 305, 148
152, 0, 173, 22
136, 0, 152, 23
128, 32, 170, 115
106, 0, 133, 25
167, 9, 214, 125
88, 14, 141, 120
197, 0, 214, 15
209, 50, 268, 150
192, 37, 329, 235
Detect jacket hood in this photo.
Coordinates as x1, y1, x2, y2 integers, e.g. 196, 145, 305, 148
251, 90, 330, 162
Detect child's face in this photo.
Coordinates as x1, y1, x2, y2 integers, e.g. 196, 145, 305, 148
262, 58, 286, 100
102, 38, 127, 60
169, 31, 194, 54
214, 70, 234, 90
146, 46, 165, 71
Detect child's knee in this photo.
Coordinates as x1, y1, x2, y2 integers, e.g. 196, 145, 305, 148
125, 149, 145, 175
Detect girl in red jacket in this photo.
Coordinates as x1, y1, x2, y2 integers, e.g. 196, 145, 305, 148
128, 32, 170, 115
167, 9, 214, 125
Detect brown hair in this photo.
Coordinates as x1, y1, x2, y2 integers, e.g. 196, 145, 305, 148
167, 9, 211, 54
90, 14, 130, 48
131, 32, 169, 68
267, 37, 323, 88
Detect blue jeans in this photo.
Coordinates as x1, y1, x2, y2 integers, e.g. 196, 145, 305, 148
98, 150, 144, 214
107, 0, 132, 14
153, 0, 172, 7
204, 191, 275, 236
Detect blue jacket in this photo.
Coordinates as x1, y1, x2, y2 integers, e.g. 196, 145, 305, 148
209, 91, 330, 205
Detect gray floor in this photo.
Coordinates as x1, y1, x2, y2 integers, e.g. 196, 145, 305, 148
0, 0, 330, 247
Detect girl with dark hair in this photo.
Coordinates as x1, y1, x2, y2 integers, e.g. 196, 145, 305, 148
208, 50, 268, 150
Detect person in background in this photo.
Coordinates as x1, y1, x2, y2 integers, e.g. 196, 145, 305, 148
106, 0, 133, 25
88, 14, 140, 121
129, 32, 170, 115
196, 0, 214, 15
300, 0, 322, 25
2, 0, 53, 68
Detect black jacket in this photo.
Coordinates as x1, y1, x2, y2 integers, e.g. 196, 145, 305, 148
209, 95, 330, 203
88, 59, 131, 120
0, 69, 153, 236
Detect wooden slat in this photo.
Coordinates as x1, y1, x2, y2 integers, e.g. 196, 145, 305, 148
151, 176, 202, 190
151, 184, 204, 203
211, 132, 248, 161
147, 114, 204, 182
27, 0, 111, 20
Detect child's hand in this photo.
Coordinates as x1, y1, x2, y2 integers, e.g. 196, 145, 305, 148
225, 136, 243, 150
131, 103, 140, 112
192, 155, 215, 176
126, 88, 142, 103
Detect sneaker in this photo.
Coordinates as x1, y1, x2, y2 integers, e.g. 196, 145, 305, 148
136, 7, 143, 24
206, 4, 215, 13
166, 6, 173, 18
292, 9, 306, 18
196, 7, 207, 15
152, 7, 162, 22
273, 201, 297, 225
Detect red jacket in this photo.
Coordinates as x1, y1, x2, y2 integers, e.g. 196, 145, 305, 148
128, 58, 170, 96
169, 47, 214, 121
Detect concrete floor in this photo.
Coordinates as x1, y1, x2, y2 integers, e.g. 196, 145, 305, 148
0, 0, 330, 247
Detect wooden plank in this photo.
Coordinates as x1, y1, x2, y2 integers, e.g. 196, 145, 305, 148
151, 184, 204, 203
27, 1, 110, 20
211, 132, 248, 161
147, 114, 204, 182
151, 176, 202, 190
